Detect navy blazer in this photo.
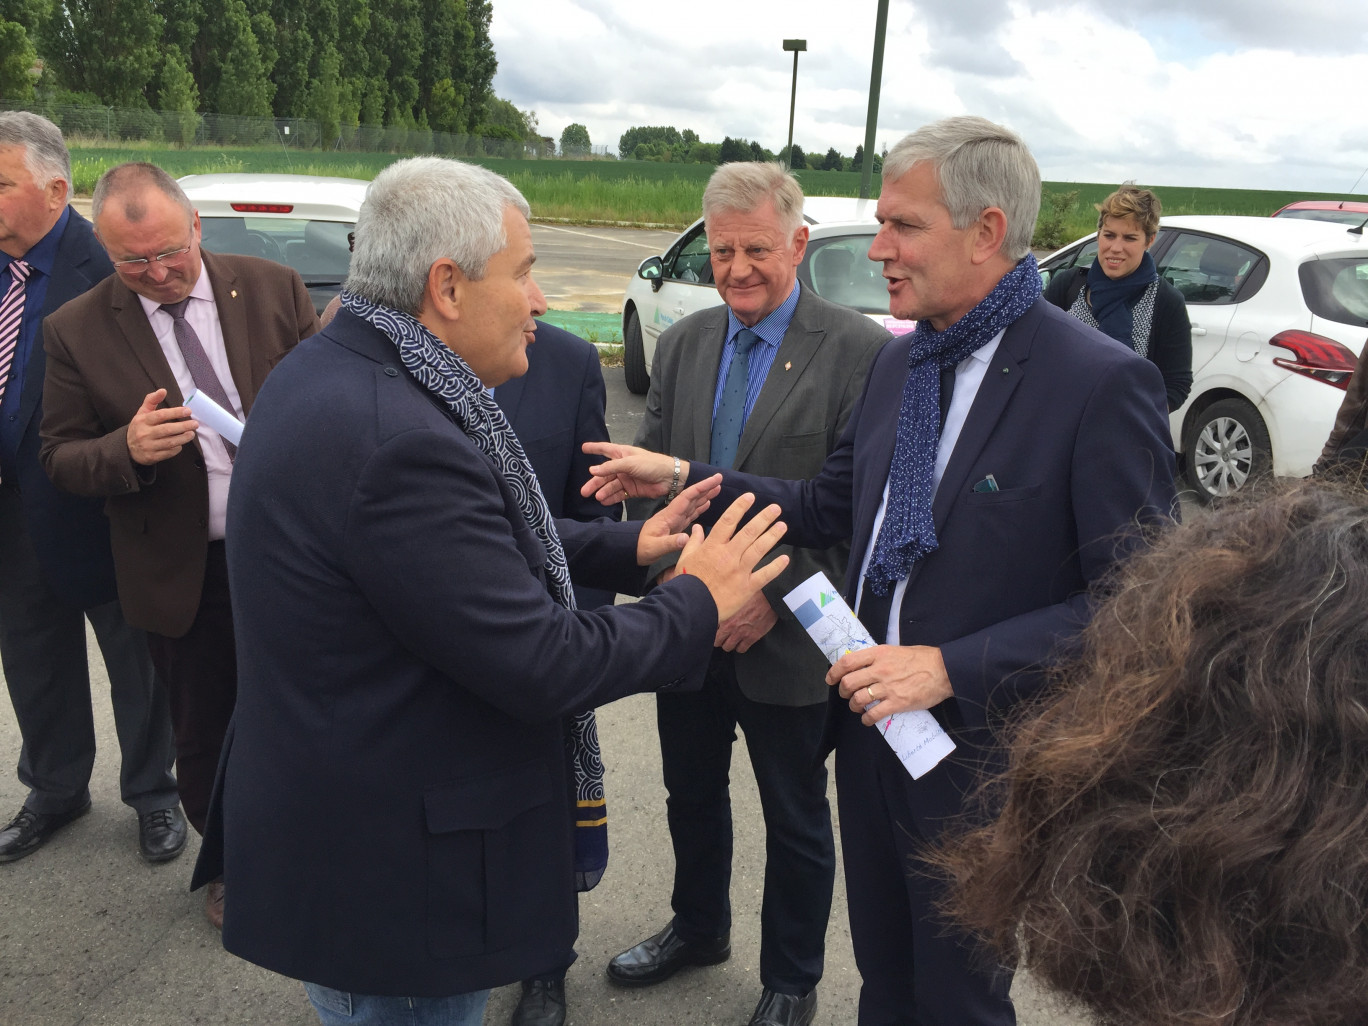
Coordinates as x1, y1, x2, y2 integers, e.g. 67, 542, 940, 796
195, 309, 718, 997
13, 209, 118, 609
495, 321, 622, 610
691, 298, 1177, 832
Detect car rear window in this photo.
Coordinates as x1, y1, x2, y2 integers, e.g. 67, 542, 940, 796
1300, 257, 1368, 327
1274, 208, 1368, 227
199, 216, 352, 281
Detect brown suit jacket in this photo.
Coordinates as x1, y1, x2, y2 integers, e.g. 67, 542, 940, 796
39, 250, 320, 637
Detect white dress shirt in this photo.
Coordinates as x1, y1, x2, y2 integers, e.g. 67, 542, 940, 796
138, 269, 246, 541
855, 331, 1004, 644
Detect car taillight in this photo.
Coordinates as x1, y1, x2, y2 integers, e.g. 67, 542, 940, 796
1269, 330, 1358, 389
230, 203, 294, 213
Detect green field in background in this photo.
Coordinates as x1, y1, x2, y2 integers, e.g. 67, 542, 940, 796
70, 144, 1364, 233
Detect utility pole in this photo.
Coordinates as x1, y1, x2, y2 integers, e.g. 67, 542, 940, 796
859, 0, 890, 199
783, 38, 806, 168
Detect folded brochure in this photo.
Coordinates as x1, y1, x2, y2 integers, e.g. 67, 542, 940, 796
784, 571, 955, 780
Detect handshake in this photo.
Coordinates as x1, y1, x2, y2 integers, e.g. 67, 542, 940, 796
601, 443, 782, 624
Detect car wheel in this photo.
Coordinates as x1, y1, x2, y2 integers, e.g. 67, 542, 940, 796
623, 307, 649, 395
1183, 397, 1271, 503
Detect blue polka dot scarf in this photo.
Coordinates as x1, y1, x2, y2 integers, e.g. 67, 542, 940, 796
864, 255, 1041, 596
341, 291, 609, 891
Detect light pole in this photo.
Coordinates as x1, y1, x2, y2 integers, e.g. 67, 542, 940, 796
783, 38, 806, 168
859, 0, 889, 199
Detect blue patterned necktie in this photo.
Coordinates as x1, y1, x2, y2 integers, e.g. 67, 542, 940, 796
710, 328, 760, 468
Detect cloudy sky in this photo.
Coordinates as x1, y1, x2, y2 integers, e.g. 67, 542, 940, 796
491, 0, 1368, 194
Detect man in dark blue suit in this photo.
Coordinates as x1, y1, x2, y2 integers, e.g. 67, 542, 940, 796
0, 112, 183, 864
585, 116, 1178, 1025
192, 156, 790, 1026
494, 321, 622, 1026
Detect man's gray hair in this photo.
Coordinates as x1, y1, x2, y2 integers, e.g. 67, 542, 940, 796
92, 162, 194, 224
882, 116, 1040, 260
0, 111, 71, 190
346, 156, 531, 315
702, 162, 804, 235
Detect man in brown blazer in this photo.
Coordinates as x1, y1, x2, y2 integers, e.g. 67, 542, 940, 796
39, 162, 318, 926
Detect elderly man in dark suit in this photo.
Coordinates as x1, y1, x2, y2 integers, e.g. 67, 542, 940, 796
494, 320, 622, 1026
606, 162, 888, 1026
0, 114, 183, 865
39, 162, 319, 925
188, 156, 790, 1026
586, 116, 1178, 1026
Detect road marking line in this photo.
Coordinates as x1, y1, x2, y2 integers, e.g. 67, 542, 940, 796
532, 223, 665, 250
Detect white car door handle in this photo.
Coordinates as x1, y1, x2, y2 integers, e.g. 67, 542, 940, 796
1190, 325, 1207, 336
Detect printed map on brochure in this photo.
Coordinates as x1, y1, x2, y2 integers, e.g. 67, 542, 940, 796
784, 572, 956, 780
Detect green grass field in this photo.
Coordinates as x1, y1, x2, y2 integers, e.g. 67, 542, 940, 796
68, 143, 1365, 235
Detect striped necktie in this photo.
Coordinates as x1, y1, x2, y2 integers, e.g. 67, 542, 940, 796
0, 260, 32, 410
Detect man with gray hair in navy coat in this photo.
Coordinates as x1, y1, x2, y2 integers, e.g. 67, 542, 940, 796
192, 156, 792, 1026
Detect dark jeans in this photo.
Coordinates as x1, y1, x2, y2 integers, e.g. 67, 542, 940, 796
656, 651, 835, 994
0, 487, 176, 816
146, 541, 237, 835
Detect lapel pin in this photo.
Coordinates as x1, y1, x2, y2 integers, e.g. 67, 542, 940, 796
1001, 367, 1009, 374
230, 290, 238, 299
785, 361, 792, 371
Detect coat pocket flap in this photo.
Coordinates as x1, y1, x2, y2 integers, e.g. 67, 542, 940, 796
423, 760, 554, 833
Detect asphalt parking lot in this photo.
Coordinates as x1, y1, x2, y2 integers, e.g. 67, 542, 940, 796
0, 213, 1090, 1026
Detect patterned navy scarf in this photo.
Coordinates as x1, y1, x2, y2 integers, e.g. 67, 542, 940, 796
1085, 250, 1157, 347
864, 255, 1042, 596
340, 291, 609, 891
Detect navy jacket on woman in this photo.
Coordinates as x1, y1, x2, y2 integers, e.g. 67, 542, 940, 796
192, 309, 717, 997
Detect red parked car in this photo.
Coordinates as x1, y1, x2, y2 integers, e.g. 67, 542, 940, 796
1271, 200, 1368, 227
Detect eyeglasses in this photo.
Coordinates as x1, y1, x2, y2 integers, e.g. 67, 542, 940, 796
112, 245, 194, 274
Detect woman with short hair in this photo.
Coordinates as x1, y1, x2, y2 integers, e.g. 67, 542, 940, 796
1046, 185, 1193, 410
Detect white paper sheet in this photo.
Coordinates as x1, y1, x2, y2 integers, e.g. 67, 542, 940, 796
784, 571, 956, 780
185, 390, 244, 446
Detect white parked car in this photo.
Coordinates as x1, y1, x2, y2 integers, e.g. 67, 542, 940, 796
1040, 215, 1368, 501
178, 173, 370, 315
620, 196, 915, 394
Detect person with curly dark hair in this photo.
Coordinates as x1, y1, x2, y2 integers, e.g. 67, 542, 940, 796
938, 479, 1368, 1026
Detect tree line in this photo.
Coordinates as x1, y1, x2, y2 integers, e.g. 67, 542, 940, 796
0, 0, 513, 147
617, 125, 882, 171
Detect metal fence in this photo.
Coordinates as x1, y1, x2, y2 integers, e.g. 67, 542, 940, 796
0, 99, 544, 158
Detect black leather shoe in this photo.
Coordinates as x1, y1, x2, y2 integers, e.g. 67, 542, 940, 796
606, 922, 730, 987
511, 978, 566, 1026
748, 988, 817, 1026
0, 801, 91, 863
138, 806, 188, 863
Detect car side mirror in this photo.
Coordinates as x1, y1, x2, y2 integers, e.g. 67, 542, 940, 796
638, 256, 665, 292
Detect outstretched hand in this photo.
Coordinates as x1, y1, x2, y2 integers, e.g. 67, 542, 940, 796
673, 492, 789, 623
636, 474, 722, 565
582, 441, 687, 506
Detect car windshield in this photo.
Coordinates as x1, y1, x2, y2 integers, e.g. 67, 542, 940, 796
199, 216, 352, 282
1300, 257, 1368, 327
1274, 208, 1368, 227
804, 236, 888, 314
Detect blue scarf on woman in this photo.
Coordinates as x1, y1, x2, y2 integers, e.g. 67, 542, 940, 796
340, 290, 609, 891
864, 255, 1041, 596
1086, 250, 1157, 346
